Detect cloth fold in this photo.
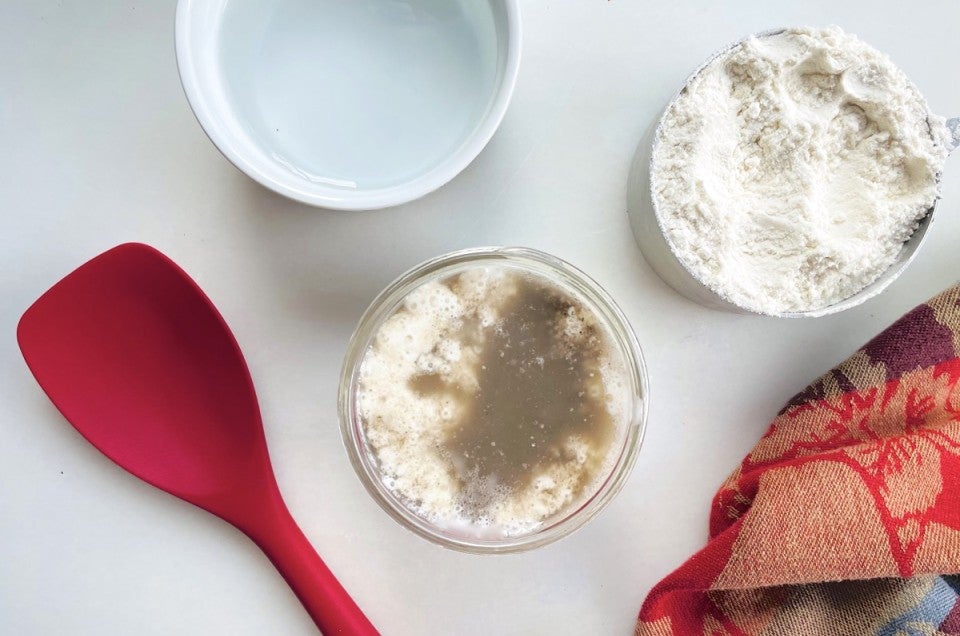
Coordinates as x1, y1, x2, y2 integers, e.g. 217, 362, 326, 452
637, 285, 960, 635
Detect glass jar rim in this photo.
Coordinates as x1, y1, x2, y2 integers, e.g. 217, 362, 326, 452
337, 246, 649, 553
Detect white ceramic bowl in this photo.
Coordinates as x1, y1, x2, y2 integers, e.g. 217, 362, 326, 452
176, 0, 521, 210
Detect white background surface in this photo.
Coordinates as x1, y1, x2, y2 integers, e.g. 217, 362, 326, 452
1, 1, 958, 634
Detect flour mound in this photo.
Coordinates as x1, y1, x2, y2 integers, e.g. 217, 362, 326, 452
652, 26, 949, 315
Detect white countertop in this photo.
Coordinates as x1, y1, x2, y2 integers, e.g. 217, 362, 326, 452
2, 1, 958, 634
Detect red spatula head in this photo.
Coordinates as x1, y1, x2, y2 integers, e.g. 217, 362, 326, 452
17, 243, 272, 517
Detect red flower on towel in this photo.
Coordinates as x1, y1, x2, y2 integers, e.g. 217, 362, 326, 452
735, 358, 960, 576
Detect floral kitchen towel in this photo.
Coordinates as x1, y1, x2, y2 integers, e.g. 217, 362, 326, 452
637, 285, 960, 635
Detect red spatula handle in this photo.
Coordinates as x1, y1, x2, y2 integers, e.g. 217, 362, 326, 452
246, 499, 379, 635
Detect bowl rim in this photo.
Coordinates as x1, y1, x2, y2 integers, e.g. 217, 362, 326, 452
337, 247, 649, 553
174, 0, 523, 210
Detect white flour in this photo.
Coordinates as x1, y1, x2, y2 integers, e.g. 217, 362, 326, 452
652, 26, 950, 315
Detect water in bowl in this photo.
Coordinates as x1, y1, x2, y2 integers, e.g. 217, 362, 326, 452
218, 0, 499, 191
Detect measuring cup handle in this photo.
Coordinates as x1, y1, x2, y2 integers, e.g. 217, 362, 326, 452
947, 117, 959, 153
244, 497, 380, 636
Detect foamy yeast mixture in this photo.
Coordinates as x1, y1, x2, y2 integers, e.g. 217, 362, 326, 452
356, 266, 631, 538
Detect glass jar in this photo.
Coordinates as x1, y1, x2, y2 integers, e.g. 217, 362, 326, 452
338, 247, 648, 553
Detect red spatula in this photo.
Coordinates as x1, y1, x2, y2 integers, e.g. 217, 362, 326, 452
17, 243, 378, 635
